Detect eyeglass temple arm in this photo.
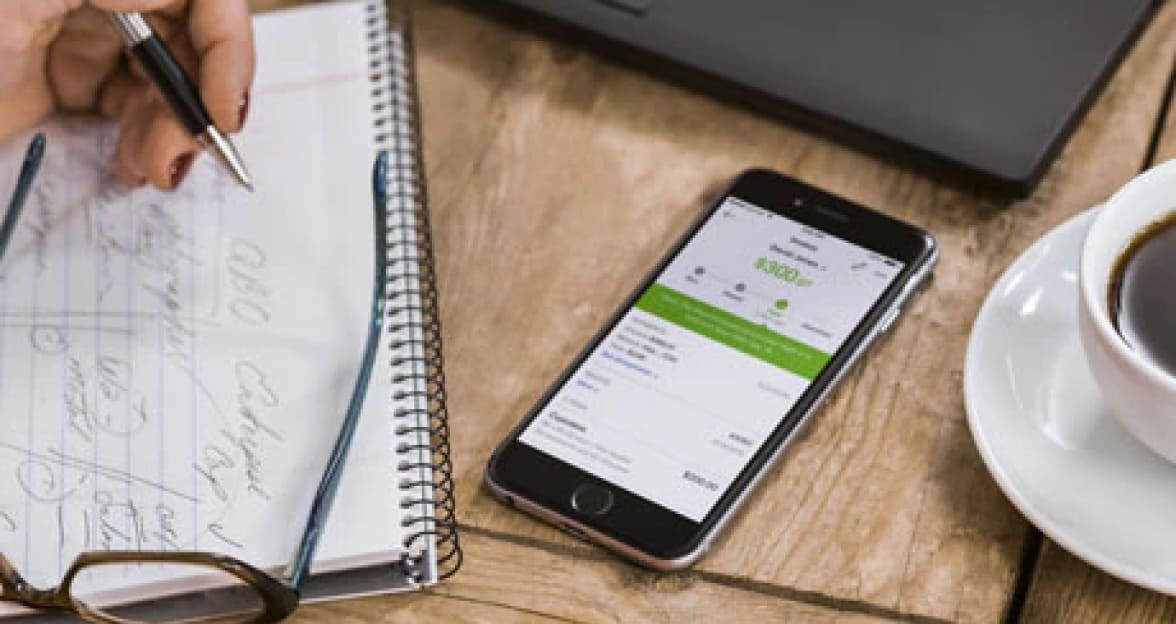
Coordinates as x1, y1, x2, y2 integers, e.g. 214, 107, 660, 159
285, 152, 390, 590
0, 133, 46, 264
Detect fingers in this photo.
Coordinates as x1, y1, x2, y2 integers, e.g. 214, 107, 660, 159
188, 0, 255, 133
87, 0, 182, 14
46, 6, 124, 111
139, 106, 200, 190
0, 1, 80, 141
82, 0, 254, 190
109, 82, 151, 187
90, 0, 255, 133
104, 71, 200, 190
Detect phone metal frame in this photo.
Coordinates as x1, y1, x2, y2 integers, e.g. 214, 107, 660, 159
485, 170, 938, 570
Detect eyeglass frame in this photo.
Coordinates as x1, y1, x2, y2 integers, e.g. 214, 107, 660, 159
0, 136, 394, 623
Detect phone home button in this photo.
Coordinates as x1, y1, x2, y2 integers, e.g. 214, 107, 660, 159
571, 484, 615, 517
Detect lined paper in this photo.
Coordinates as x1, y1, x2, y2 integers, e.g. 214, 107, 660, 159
0, 2, 413, 610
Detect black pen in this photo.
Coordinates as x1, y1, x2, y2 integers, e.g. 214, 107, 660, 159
109, 13, 254, 191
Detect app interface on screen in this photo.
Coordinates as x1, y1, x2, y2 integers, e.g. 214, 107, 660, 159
519, 197, 905, 521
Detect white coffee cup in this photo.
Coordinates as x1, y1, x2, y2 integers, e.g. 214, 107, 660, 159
1078, 159, 1176, 462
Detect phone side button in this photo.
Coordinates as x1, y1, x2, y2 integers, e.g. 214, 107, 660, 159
879, 307, 901, 334
571, 484, 615, 517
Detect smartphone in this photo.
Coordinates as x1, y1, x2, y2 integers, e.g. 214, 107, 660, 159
485, 169, 937, 569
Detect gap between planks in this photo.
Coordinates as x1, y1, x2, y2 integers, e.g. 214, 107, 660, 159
460, 524, 953, 624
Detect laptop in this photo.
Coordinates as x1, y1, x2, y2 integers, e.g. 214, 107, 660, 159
483, 0, 1160, 197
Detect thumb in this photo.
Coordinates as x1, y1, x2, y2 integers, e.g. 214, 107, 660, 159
0, 1, 81, 142
0, 1, 79, 90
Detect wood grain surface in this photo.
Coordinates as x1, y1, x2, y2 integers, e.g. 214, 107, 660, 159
294, 531, 903, 624
1020, 543, 1176, 624
240, 1, 1176, 622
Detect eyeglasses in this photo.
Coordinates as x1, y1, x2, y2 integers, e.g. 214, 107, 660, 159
0, 136, 393, 623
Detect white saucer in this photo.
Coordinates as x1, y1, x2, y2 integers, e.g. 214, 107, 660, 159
966, 208, 1176, 594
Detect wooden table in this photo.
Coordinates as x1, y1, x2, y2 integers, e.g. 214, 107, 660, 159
251, 1, 1176, 621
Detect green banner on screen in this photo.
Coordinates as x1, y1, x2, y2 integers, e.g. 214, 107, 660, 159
635, 284, 831, 380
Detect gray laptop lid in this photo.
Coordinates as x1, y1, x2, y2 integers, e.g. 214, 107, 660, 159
488, 0, 1158, 196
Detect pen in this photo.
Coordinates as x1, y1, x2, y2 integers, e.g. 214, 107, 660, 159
109, 13, 254, 191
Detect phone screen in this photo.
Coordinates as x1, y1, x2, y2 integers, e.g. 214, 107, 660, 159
517, 195, 906, 522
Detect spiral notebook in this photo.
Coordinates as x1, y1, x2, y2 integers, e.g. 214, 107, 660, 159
0, 0, 458, 618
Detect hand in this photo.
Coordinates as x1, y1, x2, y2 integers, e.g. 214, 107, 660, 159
0, 0, 255, 190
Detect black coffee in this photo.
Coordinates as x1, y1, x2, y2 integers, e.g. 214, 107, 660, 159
1109, 212, 1176, 378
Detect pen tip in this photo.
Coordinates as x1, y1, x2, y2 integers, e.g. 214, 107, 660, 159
200, 127, 254, 194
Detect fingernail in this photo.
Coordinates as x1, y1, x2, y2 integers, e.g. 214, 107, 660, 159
238, 93, 251, 130
169, 152, 196, 190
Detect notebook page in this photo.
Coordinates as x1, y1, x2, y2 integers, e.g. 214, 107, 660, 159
0, 1, 410, 611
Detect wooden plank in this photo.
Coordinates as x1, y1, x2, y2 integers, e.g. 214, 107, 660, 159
415, 2, 1176, 622
292, 531, 905, 624
1020, 543, 1176, 624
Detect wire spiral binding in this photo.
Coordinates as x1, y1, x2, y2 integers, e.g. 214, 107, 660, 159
366, 0, 462, 582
